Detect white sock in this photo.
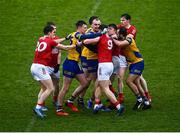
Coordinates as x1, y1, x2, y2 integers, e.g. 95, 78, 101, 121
36, 104, 42, 109
116, 104, 121, 110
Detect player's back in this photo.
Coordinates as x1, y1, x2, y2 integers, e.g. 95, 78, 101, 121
33, 36, 58, 66
122, 38, 143, 64
97, 34, 113, 63
67, 32, 81, 62
86, 28, 98, 60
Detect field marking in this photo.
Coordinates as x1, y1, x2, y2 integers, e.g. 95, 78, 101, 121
90, 0, 102, 16
25, 117, 36, 132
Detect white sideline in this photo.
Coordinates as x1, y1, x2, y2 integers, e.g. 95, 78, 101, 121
25, 116, 36, 132
90, 0, 102, 17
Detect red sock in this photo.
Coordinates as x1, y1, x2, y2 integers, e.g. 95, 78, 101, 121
109, 85, 116, 94
53, 96, 58, 102
42, 102, 45, 106
95, 99, 101, 104
37, 103, 44, 106
118, 93, 123, 98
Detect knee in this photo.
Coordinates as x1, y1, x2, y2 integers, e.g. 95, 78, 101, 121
61, 86, 69, 94
82, 80, 89, 89
126, 79, 131, 86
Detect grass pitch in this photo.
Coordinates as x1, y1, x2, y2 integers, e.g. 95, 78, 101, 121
0, 0, 180, 131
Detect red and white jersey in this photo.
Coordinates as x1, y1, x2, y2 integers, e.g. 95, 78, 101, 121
97, 34, 113, 63
117, 24, 137, 39
33, 36, 58, 67
51, 36, 60, 67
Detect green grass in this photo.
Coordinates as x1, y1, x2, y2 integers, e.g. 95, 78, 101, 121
0, 0, 180, 131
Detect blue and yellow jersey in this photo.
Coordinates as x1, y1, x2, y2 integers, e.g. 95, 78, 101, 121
81, 28, 92, 58
81, 46, 89, 58
123, 38, 143, 64
67, 32, 81, 62
85, 28, 98, 60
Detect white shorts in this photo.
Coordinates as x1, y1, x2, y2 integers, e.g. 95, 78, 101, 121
30, 63, 60, 81
112, 55, 128, 74
97, 62, 113, 81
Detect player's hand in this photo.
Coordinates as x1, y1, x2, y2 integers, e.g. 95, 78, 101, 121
53, 64, 60, 73
76, 41, 83, 47
111, 34, 118, 39
101, 28, 107, 34
65, 34, 71, 40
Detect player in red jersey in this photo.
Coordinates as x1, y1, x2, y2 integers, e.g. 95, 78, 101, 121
37, 22, 61, 110
30, 25, 77, 118
83, 24, 124, 115
117, 13, 152, 102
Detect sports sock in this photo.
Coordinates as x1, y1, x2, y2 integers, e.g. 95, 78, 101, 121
113, 101, 120, 110
53, 96, 58, 102
69, 95, 76, 102
36, 103, 43, 109
78, 97, 84, 103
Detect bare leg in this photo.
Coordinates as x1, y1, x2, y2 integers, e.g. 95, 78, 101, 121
58, 77, 72, 106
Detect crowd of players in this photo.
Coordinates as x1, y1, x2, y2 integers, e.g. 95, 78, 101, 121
30, 13, 152, 118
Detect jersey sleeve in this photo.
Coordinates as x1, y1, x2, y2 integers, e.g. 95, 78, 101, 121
78, 32, 102, 41
129, 26, 137, 37
51, 40, 59, 47
126, 37, 132, 45
74, 32, 81, 39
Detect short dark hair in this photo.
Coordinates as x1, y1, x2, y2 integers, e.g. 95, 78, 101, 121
43, 25, 54, 35
89, 16, 99, 25
46, 21, 56, 26
99, 24, 108, 31
108, 24, 117, 31
121, 13, 131, 20
118, 27, 127, 37
76, 20, 87, 28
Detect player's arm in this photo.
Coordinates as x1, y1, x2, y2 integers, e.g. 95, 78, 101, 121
127, 27, 137, 38
54, 38, 66, 43
83, 37, 100, 45
78, 32, 101, 40
127, 34, 134, 38
57, 50, 61, 64
112, 37, 132, 47
76, 29, 107, 41
55, 43, 76, 50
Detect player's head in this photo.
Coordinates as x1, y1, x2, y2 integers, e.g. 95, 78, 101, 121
120, 13, 131, 27
107, 24, 117, 36
76, 20, 87, 34
46, 22, 57, 36
43, 25, 56, 37
89, 16, 101, 32
99, 24, 108, 31
118, 27, 128, 40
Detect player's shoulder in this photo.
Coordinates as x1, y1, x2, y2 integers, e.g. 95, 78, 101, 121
130, 25, 137, 30
71, 31, 80, 38
53, 36, 60, 39
86, 28, 93, 33
117, 24, 122, 29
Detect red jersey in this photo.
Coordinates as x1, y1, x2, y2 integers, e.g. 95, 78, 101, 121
112, 43, 122, 56
33, 36, 58, 67
97, 34, 113, 63
117, 24, 137, 39
51, 36, 60, 67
